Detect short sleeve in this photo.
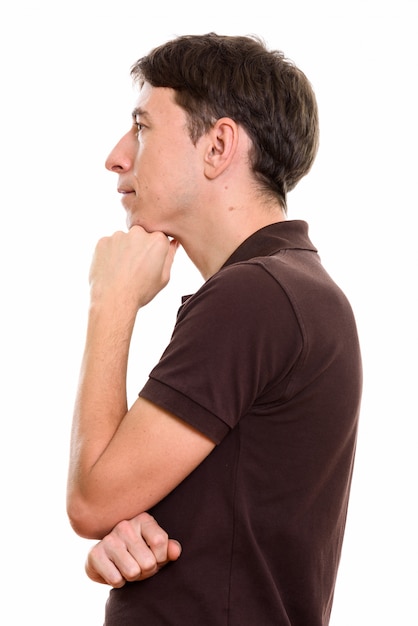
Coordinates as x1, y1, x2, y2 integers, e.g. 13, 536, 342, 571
139, 261, 303, 443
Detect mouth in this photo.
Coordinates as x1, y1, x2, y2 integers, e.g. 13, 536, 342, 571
118, 187, 136, 215
117, 187, 135, 195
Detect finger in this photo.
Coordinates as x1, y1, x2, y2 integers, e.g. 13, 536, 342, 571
109, 520, 158, 576
85, 546, 128, 588
167, 539, 182, 562
129, 513, 182, 565
133, 515, 169, 564
92, 528, 152, 581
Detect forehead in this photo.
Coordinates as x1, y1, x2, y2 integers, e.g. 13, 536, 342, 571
133, 82, 182, 122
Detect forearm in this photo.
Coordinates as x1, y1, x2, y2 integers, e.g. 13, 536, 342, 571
67, 302, 136, 508
66, 228, 179, 537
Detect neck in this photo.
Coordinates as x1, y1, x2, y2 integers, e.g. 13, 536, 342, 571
178, 205, 286, 280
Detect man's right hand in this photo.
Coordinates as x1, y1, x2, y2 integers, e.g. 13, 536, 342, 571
85, 512, 182, 588
89, 226, 179, 313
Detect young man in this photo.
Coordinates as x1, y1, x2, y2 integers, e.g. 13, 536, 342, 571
67, 33, 362, 625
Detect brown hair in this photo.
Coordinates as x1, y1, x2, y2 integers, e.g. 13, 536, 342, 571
131, 33, 319, 210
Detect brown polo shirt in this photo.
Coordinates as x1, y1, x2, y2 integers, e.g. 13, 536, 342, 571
105, 220, 362, 626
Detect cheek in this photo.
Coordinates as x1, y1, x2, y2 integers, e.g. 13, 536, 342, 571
136, 141, 200, 204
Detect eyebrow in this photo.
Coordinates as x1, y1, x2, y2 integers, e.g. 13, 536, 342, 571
131, 107, 151, 121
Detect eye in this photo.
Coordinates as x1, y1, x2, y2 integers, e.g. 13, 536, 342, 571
134, 114, 144, 135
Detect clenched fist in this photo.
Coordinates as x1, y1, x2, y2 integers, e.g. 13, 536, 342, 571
86, 512, 182, 588
89, 226, 179, 314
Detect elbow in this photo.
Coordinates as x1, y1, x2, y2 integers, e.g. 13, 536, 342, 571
66, 493, 109, 539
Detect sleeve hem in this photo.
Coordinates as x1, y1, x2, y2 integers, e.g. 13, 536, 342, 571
139, 377, 230, 445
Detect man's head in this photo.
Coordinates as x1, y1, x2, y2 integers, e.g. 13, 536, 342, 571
131, 33, 319, 211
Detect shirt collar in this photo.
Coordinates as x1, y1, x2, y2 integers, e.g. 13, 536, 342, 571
181, 221, 317, 306
221, 220, 317, 269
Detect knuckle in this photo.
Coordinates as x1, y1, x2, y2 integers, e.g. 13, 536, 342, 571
151, 231, 169, 248
139, 558, 158, 575
124, 562, 142, 581
115, 519, 135, 537
148, 529, 168, 550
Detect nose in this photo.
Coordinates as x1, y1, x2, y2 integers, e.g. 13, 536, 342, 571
105, 131, 135, 172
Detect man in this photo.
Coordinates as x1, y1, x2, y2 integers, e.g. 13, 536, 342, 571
67, 33, 362, 625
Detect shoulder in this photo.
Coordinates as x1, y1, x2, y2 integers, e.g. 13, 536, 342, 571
183, 260, 290, 314
176, 260, 301, 346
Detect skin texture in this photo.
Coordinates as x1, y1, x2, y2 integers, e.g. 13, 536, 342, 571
85, 513, 181, 587
67, 81, 285, 584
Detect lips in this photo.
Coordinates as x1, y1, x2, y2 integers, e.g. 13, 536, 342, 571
117, 187, 135, 195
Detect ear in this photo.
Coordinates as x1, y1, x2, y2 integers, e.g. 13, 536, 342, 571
203, 118, 239, 180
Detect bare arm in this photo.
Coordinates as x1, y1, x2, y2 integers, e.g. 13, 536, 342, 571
67, 226, 215, 539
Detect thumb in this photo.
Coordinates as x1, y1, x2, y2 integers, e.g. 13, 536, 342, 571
167, 539, 182, 562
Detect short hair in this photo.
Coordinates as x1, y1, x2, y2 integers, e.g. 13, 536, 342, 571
131, 33, 319, 210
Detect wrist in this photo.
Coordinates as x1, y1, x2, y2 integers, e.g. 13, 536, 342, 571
86, 300, 137, 346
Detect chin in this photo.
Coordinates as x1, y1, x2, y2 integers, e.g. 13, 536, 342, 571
126, 214, 143, 230
127, 220, 155, 234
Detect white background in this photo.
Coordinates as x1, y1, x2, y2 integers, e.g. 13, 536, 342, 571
1, 1, 417, 624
